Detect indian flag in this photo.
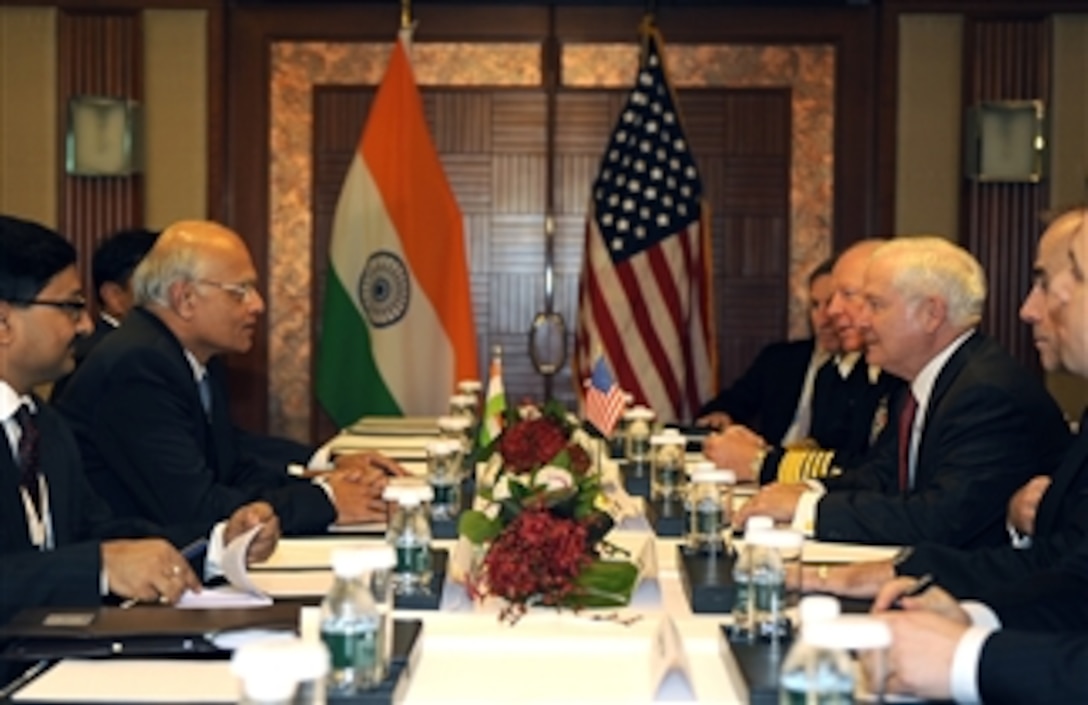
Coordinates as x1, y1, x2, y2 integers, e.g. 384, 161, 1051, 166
316, 35, 477, 427
478, 347, 506, 448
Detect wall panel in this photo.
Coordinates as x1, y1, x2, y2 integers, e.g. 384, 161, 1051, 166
0, 7, 57, 226
1047, 14, 1088, 420
58, 10, 143, 294
143, 9, 208, 228
895, 14, 963, 239
962, 16, 1050, 372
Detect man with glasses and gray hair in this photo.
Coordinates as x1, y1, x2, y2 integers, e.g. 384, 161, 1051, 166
56, 220, 397, 535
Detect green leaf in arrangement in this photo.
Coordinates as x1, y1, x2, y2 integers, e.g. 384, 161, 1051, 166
563, 559, 640, 608
458, 510, 502, 544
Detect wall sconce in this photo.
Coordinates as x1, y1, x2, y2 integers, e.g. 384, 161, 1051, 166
964, 100, 1047, 183
65, 96, 143, 177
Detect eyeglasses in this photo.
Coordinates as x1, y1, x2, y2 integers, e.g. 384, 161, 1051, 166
9, 297, 88, 321
195, 279, 261, 303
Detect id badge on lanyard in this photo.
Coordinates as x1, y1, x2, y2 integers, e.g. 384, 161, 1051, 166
20, 475, 53, 551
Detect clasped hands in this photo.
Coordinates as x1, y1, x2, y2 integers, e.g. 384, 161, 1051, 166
102, 500, 280, 606
703, 424, 768, 483
328, 451, 407, 525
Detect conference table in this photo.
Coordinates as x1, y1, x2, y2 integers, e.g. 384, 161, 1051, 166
3, 432, 902, 704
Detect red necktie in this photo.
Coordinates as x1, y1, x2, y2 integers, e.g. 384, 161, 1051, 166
897, 392, 918, 492
13, 404, 42, 512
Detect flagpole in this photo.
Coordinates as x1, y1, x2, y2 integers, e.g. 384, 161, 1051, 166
639, 1, 656, 65
528, 4, 567, 404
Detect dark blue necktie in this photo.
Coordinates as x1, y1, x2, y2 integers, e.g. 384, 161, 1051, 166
198, 375, 212, 417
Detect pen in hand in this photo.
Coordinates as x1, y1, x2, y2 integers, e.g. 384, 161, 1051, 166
892, 573, 935, 609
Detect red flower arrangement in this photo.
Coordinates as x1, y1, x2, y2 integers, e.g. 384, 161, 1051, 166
458, 401, 638, 622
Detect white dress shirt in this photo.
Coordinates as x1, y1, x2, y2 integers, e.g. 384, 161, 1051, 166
780, 347, 833, 446
1, 381, 53, 550
950, 601, 1002, 703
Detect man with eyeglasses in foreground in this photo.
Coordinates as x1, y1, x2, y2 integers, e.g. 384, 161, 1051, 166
0, 214, 279, 685
56, 220, 399, 535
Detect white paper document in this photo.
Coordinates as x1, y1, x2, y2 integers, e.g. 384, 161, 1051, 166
176, 524, 272, 609
252, 536, 386, 571
801, 541, 901, 564
13, 660, 237, 703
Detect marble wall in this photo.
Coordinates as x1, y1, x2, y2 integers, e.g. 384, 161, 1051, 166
267, 41, 832, 439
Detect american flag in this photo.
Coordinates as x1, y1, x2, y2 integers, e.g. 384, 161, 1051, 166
574, 27, 716, 424
585, 354, 626, 438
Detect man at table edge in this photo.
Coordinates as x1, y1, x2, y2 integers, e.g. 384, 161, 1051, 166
0, 214, 280, 685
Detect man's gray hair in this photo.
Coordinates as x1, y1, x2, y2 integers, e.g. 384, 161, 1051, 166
131, 236, 203, 307
871, 236, 987, 328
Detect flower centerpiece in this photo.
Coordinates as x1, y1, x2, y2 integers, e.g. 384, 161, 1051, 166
457, 400, 639, 621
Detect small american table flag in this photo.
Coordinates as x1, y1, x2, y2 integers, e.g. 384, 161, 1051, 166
585, 355, 626, 438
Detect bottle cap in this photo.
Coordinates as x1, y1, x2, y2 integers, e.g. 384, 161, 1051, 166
623, 406, 655, 421
449, 394, 476, 410
357, 544, 396, 571
747, 527, 805, 550
798, 595, 841, 626
686, 460, 715, 475
330, 546, 396, 576
425, 439, 463, 456
330, 548, 368, 578
232, 637, 329, 699
382, 477, 435, 505
743, 515, 775, 537
802, 616, 892, 650
437, 415, 472, 432
457, 379, 482, 394
650, 428, 687, 445
689, 466, 737, 485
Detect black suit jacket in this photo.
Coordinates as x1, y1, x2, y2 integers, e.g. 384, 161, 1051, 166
698, 338, 815, 444
50, 316, 115, 401
0, 399, 208, 684
815, 332, 1071, 548
898, 421, 1086, 598
55, 308, 335, 535
978, 630, 1088, 703
759, 360, 904, 483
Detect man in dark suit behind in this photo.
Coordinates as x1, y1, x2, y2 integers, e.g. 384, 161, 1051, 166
706, 240, 904, 484
697, 258, 840, 444
56, 220, 395, 535
737, 236, 1070, 549
50, 228, 157, 400
0, 215, 278, 685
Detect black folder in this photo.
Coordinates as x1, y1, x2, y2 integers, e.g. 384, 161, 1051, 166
0, 603, 301, 660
